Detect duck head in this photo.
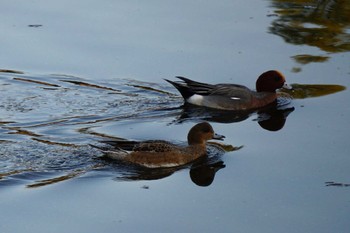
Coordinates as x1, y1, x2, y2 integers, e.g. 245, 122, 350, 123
256, 70, 287, 93
187, 122, 225, 145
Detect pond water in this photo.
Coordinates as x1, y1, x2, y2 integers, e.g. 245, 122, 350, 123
1, 1, 349, 232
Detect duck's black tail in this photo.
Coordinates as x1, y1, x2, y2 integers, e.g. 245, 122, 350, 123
164, 78, 194, 99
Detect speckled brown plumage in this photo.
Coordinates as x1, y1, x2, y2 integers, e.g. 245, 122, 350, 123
94, 122, 225, 168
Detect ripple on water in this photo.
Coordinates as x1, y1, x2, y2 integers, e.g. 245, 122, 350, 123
3, 70, 342, 187
0, 71, 181, 187
0, 69, 294, 188
0, 139, 104, 187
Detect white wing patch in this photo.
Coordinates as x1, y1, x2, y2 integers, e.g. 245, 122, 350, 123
230, 96, 241, 100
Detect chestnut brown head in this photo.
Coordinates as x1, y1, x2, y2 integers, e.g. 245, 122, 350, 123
256, 70, 286, 93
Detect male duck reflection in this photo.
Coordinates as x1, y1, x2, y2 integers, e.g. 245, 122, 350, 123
93, 122, 225, 168
165, 70, 289, 110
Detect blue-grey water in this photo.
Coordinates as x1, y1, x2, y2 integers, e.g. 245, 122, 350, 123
1, 1, 349, 233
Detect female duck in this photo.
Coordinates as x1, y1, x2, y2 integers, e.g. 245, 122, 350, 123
165, 70, 289, 110
94, 122, 225, 168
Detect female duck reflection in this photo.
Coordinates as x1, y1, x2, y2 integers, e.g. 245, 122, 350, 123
92, 122, 234, 186
105, 155, 227, 187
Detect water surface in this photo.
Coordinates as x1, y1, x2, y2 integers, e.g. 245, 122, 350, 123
1, 1, 349, 233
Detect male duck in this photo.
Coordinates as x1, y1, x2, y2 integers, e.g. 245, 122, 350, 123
94, 122, 225, 168
165, 70, 288, 110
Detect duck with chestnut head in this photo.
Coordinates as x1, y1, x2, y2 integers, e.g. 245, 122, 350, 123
165, 70, 290, 110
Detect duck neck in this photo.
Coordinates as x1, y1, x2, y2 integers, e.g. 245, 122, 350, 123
251, 92, 277, 108
188, 136, 206, 146
187, 143, 207, 158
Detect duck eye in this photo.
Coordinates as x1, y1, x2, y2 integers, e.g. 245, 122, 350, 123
203, 128, 210, 133
202, 126, 212, 133
274, 75, 281, 82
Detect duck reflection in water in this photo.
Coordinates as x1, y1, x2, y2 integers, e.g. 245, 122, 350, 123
168, 103, 294, 132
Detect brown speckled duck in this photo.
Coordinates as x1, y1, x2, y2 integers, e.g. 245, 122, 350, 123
93, 122, 225, 168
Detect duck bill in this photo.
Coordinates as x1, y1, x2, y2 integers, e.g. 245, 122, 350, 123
213, 133, 225, 141
282, 83, 293, 90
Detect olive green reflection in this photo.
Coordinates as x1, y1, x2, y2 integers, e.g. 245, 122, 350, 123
269, 0, 350, 52
281, 83, 346, 99
291, 54, 329, 64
